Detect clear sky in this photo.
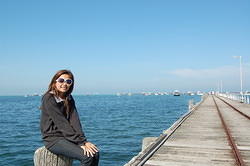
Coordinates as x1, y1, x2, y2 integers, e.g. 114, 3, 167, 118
1, 0, 250, 95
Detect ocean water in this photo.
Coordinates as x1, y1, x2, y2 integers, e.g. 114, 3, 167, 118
0, 94, 201, 166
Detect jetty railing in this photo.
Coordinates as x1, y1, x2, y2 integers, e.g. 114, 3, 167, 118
218, 93, 250, 104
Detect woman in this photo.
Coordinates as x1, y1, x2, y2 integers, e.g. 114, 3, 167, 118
40, 69, 99, 166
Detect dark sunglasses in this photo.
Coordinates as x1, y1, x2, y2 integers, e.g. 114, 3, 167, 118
56, 78, 73, 85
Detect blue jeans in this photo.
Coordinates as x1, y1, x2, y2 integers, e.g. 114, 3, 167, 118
48, 139, 99, 166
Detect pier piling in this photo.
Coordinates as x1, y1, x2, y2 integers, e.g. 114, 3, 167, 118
34, 146, 72, 166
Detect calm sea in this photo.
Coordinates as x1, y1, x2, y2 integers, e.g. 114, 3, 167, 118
0, 94, 201, 166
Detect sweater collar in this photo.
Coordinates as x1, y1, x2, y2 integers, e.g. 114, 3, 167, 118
49, 91, 72, 103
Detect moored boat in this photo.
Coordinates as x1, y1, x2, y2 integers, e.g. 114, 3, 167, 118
173, 90, 181, 96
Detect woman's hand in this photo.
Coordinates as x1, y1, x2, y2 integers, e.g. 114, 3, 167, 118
80, 142, 99, 157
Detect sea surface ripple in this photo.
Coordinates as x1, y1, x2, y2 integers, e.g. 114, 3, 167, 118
0, 95, 201, 166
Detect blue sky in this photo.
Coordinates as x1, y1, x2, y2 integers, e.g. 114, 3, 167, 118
1, 0, 250, 95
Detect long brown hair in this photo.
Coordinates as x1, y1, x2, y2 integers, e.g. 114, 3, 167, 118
46, 69, 75, 114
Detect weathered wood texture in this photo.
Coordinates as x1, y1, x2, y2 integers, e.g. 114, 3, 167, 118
34, 146, 73, 166
125, 95, 250, 166
144, 96, 250, 166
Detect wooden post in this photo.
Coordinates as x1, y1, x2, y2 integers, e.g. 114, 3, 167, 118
34, 146, 73, 166
188, 99, 194, 111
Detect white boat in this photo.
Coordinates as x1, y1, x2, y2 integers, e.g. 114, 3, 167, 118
244, 91, 250, 96
196, 91, 204, 96
173, 90, 181, 96
187, 91, 195, 96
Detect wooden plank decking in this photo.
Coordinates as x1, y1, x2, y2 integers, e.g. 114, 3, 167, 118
126, 95, 250, 166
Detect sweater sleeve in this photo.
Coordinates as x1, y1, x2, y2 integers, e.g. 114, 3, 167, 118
42, 95, 87, 145
70, 98, 87, 145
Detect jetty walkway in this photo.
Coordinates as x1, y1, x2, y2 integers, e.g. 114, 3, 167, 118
125, 95, 250, 166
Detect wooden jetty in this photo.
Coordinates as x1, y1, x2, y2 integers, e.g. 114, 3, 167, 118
125, 95, 250, 166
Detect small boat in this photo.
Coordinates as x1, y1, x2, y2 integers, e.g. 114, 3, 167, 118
244, 91, 250, 96
196, 91, 204, 96
187, 91, 194, 96
173, 90, 181, 96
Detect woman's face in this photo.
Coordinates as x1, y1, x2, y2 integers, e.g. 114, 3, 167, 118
55, 74, 73, 93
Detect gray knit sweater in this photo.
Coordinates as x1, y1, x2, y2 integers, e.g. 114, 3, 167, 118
40, 93, 87, 149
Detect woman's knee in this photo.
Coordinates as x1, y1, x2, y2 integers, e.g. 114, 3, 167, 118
80, 152, 99, 165
94, 152, 99, 160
